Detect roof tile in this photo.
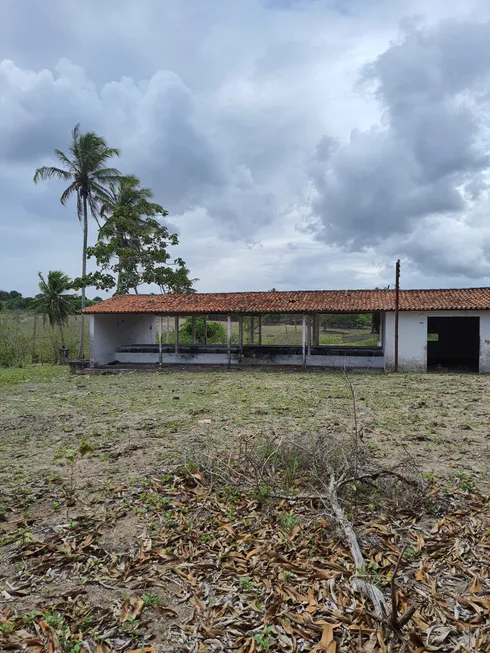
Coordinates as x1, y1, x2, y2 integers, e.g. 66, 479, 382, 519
84, 288, 490, 315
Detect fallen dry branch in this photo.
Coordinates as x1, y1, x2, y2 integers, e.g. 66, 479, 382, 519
326, 470, 390, 622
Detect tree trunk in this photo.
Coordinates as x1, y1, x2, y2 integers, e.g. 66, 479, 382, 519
78, 194, 88, 359
58, 321, 65, 349
32, 313, 38, 363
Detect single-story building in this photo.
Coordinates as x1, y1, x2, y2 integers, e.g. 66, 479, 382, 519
84, 288, 490, 372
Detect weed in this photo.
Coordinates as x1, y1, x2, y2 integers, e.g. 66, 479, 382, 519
454, 470, 474, 492
254, 626, 274, 652
238, 577, 254, 592
143, 593, 162, 607
54, 437, 93, 517
280, 512, 299, 533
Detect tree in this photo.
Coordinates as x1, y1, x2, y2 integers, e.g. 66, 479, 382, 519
31, 271, 73, 363
33, 124, 121, 359
80, 175, 196, 295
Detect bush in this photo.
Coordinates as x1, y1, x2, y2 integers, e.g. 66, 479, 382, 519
0, 314, 30, 367
179, 317, 227, 344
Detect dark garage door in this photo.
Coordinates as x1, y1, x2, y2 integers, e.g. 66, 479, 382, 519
427, 316, 480, 372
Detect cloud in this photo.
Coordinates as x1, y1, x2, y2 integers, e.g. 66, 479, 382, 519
2, 0, 490, 296
309, 20, 490, 253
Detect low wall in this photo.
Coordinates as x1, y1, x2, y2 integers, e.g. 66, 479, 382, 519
112, 344, 384, 369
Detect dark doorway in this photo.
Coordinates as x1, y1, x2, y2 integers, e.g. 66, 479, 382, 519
427, 317, 480, 372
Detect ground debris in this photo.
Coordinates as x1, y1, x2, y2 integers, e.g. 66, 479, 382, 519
1, 471, 489, 652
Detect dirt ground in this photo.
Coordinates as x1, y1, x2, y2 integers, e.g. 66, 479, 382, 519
0, 366, 489, 652
1, 366, 489, 497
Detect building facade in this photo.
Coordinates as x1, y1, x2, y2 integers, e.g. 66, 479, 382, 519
85, 289, 490, 373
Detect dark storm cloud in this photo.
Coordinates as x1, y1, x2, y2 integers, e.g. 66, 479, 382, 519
1, 0, 490, 295
309, 20, 490, 250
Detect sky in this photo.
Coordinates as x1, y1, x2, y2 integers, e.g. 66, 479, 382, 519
2, 0, 490, 296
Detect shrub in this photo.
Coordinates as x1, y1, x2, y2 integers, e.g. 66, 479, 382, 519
179, 317, 226, 344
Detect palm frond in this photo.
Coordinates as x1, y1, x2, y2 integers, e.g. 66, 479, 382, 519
60, 181, 79, 206
54, 149, 76, 172
33, 167, 73, 183
91, 167, 123, 182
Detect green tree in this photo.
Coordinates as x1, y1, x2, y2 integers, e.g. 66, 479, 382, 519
33, 124, 121, 358
31, 271, 73, 362
80, 175, 196, 295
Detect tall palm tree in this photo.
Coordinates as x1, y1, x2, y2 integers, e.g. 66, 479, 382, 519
32, 271, 73, 363
34, 124, 122, 358
99, 175, 161, 294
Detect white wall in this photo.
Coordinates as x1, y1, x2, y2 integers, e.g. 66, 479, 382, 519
90, 314, 156, 365
384, 311, 490, 373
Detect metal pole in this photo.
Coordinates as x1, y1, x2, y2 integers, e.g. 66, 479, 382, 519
203, 316, 207, 345
191, 316, 196, 345
302, 314, 307, 367
159, 315, 163, 365
227, 315, 232, 368
250, 315, 255, 345
258, 315, 262, 345
175, 316, 179, 355
394, 259, 400, 372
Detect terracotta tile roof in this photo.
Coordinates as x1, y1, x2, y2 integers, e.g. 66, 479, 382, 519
84, 288, 490, 315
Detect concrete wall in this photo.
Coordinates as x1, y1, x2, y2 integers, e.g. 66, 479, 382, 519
114, 350, 384, 368
384, 311, 490, 373
90, 314, 156, 365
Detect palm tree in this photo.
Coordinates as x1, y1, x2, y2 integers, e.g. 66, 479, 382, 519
34, 124, 121, 358
99, 175, 162, 294
32, 271, 73, 363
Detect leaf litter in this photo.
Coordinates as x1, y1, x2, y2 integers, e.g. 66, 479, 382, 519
1, 469, 489, 652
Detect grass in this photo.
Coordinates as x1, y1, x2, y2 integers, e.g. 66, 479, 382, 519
1, 365, 489, 499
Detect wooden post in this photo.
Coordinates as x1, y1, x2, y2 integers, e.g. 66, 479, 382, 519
203, 316, 207, 345
159, 315, 163, 365
258, 315, 262, 345
227, 315, 232, 368
175, 316, 179, 354
302, 314, 307, 367
166, 316, 170, 343
238, 315, 243, 361
394, 260, 400, 372
191, 316, 196, 345
250, 316, 255, 345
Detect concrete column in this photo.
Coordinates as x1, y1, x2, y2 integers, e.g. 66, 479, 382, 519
238, 315, 243, 361
302, 315, 307, 367
191, 316, 196, 345
307, 315, 312, 356
174, 316, 179, 354
227, 315, 232, 367
258, 315, 262, 345
203, 316, 207, 345
250, 316, 255, 345
159, 315, 163, 365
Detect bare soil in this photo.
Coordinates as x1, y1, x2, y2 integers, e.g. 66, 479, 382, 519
0, 367, 489, 652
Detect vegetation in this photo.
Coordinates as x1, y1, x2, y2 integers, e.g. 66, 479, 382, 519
0, 369, 489, 651
78, 174, 195, 295
30, 271, 73, 362
178, 317, 227, 343
34, 124, 122, 358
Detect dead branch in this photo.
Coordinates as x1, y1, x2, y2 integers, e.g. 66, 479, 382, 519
325, 471, 389, 621
390, 544, 407, 629
338, 470, 420, 491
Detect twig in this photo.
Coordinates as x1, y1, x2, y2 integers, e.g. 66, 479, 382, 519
338, 470, 419, 490
390, 544, 407, 629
